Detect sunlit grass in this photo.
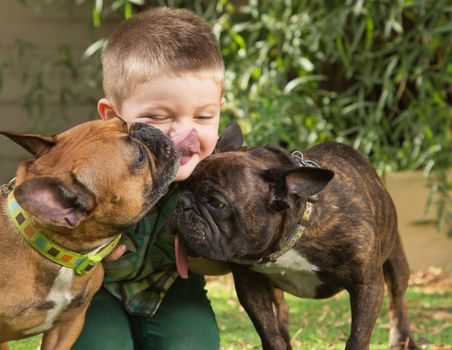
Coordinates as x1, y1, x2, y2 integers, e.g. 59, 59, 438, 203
208, 275, 452, 350
8, 274, 452, 350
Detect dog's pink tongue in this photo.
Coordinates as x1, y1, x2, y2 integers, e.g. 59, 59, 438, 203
171, 129, 200, 154
175, 234, 189, 279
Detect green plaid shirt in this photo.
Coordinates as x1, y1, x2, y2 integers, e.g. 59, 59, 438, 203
103, 186, 179, 317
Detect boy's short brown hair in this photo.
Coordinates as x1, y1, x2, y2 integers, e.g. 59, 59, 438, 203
102, 7, 224, 109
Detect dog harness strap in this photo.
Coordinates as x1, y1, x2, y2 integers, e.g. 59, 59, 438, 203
259, 200, 314, 265
257, 152, 320, 265
7, 191, 121, 275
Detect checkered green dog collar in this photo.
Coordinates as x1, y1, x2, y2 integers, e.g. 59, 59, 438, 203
7, 191, 121, 275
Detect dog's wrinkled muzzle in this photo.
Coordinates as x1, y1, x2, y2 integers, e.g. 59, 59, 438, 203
130, 122, 180, 207
130, 122, 180, 168
175, 192, 231, 261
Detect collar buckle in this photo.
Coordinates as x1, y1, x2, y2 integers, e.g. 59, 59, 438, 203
1, 177, 16, 196
75, 255, 102, 275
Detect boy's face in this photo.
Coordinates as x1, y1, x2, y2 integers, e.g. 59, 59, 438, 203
99, 75, 222, 181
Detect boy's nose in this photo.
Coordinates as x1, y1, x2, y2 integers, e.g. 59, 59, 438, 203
168, 117, 194, 138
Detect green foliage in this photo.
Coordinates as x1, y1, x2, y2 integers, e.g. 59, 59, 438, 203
208, 0, 451, 235
213, 1, 451, 171
4, 0, 451, 234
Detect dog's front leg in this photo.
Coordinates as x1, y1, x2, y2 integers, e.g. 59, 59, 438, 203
346, 273, 385, 350
273, 288, 290, 346
41, 306, 88, 350
231, 265, 291, 350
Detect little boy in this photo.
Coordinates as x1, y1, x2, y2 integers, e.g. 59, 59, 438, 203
73, 7, 227, 350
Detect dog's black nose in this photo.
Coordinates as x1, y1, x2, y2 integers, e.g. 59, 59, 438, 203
179, 195, 192, 211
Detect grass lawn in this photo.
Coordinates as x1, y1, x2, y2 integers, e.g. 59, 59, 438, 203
7, 268, 452, 350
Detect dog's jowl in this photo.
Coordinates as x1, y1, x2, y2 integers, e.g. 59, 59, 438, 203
174, 123, 416, 350
0, 118, 179, 349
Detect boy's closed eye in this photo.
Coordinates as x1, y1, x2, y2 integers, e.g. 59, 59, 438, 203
195, 115, 215, 121
134, 114, 216, 123
134, 115, 172, 124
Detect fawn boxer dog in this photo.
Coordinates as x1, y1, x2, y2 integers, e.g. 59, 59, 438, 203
173, 123, 416, 350
0, 118, 179, 349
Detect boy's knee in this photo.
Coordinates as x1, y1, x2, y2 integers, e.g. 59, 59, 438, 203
155, 334, 219, 350
73, 329, 133, 350
72, 289, 134, 350
132, 276, 220, 350
134, 322, 219, 350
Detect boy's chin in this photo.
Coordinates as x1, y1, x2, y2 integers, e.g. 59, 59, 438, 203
175, 154, 200, 181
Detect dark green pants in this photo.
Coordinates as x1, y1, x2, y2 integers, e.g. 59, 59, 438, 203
73, 275, 220, 350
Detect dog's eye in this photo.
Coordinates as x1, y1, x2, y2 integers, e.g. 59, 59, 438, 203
207, 195, 225, 209
137, 145, 146, 164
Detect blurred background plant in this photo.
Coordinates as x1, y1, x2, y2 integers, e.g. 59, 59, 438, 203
1, 0, 450, 235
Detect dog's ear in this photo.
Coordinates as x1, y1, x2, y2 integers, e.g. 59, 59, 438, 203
284, 167, 334, 197
262, 167, 334, 210
0, 131, 56, 157
214, 122, 244, 153
14, 174, 96, 228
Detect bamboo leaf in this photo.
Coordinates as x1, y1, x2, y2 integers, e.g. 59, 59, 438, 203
283, 75, 325, 94
83, 39, 106, 59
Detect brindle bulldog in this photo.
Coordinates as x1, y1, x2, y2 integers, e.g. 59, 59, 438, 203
173, 123, 416, 350
0, 118, 179, 349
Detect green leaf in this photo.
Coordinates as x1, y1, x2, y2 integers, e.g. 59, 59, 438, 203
83, 39, 107, 59
124, 1, 133, 19
365, 16, 374, 49
335, 35, 349, 69
299, 57, 314, 72
232, 33, 246, 49
92, 0, 102, 28
283, 75, 325, 94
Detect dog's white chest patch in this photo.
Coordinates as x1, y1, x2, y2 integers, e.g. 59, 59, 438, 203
251, 249, 323, 298
23, 267, 74, 335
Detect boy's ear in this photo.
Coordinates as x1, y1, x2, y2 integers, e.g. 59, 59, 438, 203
214, 122, 244, 153
98, 98, 118, 120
